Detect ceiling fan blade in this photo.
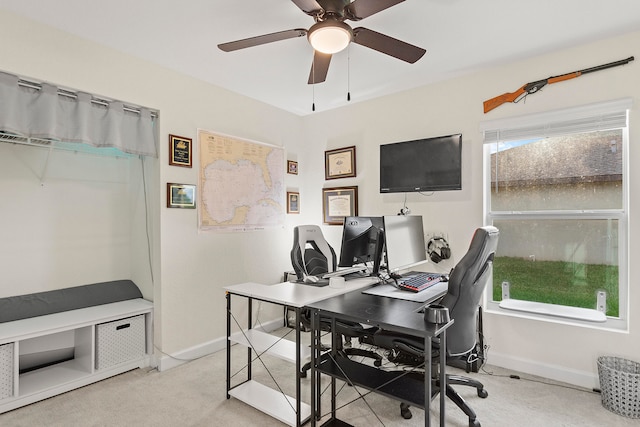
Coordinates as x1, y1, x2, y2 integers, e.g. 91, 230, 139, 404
308, 51, 332, 84
218, 29, 307, 52
353, 27, 425, 63
291, 0, 324, 16
345, 0, 405, 21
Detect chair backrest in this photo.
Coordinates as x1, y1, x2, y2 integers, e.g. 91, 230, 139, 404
440, 226, 499, 356
290, 225, 337, 280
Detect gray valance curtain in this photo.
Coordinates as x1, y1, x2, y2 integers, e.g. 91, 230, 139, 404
0, 71, 158, 157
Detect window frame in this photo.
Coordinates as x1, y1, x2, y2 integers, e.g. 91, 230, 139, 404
481, 99, 631, 330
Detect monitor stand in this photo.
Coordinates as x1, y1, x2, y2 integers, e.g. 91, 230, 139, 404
322, 265, 367, 279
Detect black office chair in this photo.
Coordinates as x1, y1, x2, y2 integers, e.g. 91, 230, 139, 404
290, 225, 382, 376
371, 226, 499, 427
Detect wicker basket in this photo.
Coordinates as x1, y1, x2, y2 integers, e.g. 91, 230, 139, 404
597, 356, 640, 418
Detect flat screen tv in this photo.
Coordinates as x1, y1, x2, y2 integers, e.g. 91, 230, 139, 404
380, 133, 462, 193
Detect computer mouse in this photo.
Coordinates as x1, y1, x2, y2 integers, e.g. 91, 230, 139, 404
304, 275, 319, 283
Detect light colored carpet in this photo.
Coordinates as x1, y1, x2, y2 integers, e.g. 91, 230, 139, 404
1, 328, 637, 426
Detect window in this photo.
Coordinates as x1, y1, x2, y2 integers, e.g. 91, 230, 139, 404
482, 99, 630, 327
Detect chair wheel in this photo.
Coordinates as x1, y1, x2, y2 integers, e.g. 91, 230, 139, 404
374, 359, 382, 367
300, 370, 307, 378
477, 389, 488, 398
469, 419, 481, 427
400, 403, 412, 419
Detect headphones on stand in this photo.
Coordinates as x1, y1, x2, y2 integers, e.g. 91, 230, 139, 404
427, 236, 451, 263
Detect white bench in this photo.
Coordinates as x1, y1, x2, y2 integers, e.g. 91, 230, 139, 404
0, 281, 153, 413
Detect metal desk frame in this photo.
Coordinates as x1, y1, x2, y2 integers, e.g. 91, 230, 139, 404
225, 278, 379, 427
307, 291, 452, 427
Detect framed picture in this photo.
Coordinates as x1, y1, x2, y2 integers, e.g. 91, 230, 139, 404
325, 146, 356, 180
169, 134, 192, 167
167, 183, 196, 209
287, 191, 300, 214
322, 186, 358, 225
287, 160, 298, 175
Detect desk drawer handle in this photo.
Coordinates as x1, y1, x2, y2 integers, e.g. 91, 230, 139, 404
116, 323, 131, 330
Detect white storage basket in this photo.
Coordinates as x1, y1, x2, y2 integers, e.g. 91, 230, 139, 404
0, 343, 13, 400
95, 315, 146, 370
597, 356, 640, 418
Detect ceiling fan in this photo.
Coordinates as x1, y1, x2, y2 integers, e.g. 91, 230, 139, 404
218, 0, 426, 84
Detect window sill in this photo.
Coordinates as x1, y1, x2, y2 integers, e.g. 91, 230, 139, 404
498, 299, 606, 322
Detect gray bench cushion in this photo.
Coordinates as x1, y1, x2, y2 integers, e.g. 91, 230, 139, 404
0, 280, 143, 323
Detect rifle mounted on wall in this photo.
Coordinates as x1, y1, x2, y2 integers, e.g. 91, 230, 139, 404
483, 56, 634, 113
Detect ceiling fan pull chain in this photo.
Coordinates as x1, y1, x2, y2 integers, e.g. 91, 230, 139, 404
312, 53, 316, 111
347, 45, 351, 102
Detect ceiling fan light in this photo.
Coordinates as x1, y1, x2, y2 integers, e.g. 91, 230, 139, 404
308, 21, 352, 54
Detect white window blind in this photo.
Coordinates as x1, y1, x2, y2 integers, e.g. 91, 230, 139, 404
480, 98, 632, 143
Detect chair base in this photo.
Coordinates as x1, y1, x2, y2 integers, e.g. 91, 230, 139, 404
399, 374, 488, 427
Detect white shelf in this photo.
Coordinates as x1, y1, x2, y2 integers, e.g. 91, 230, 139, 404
0, 299, 153, 414
229, 380, 311, 427
0, 299, 153, 344
499, 299, 606, 322
229, 329, 310, 365
18, 359, 90, 395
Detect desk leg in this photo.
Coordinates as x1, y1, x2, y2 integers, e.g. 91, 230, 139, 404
329, 317, 337, 421
310, 309, 319, 427
425, 335, 432, 427
295, 307, 302, 427
226, 292, 231, 399
247, 298, 252, 380
439, 331, 447, 427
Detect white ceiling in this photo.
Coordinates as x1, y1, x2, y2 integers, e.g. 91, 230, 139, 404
2, 0, 640, 116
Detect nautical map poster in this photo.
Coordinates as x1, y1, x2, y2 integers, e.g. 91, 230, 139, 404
198, 129, 285, 232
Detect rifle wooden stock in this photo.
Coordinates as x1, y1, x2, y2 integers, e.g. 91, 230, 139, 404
483, 86, 526, 113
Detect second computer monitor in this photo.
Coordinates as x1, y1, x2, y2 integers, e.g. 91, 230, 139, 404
338, 216, 385, 275
383, 215, 428, 274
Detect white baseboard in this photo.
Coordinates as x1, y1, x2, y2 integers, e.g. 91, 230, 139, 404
488, 351, 599, 390
156, 318, 284, 372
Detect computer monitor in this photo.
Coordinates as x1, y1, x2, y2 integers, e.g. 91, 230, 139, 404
383, 215, 427, 274
338, 216, 385, 275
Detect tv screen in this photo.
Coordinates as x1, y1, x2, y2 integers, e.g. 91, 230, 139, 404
380, 133, 462, 193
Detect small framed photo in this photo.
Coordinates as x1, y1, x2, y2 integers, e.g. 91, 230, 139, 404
322, 186, 358, 225
325, 146, 356, 180
167, 183, 196, 209
287, 160, 298, 175
287, 191, 300, 214
169, 134, 192, 167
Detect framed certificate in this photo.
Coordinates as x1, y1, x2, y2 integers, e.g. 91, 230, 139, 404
287, 191, 300, 214
287, 160, 298, 175
169, 134, 192, 167
325, 146, 356, 180
322, 186, 358, 225
167, 183, 196, 209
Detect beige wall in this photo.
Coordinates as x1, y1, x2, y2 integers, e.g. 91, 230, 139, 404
297, 31, 639, 388
1, 8, 638, 387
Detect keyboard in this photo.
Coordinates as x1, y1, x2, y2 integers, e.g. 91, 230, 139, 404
398, 272, 444, 293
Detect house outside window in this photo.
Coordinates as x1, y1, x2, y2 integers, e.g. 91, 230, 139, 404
481, 99, 630, 328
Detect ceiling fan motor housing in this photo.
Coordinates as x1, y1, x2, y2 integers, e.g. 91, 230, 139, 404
315, 0, 352, 18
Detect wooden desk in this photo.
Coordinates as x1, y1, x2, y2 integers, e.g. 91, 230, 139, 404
224, 277, 378, 427
306, 290, 452, 427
